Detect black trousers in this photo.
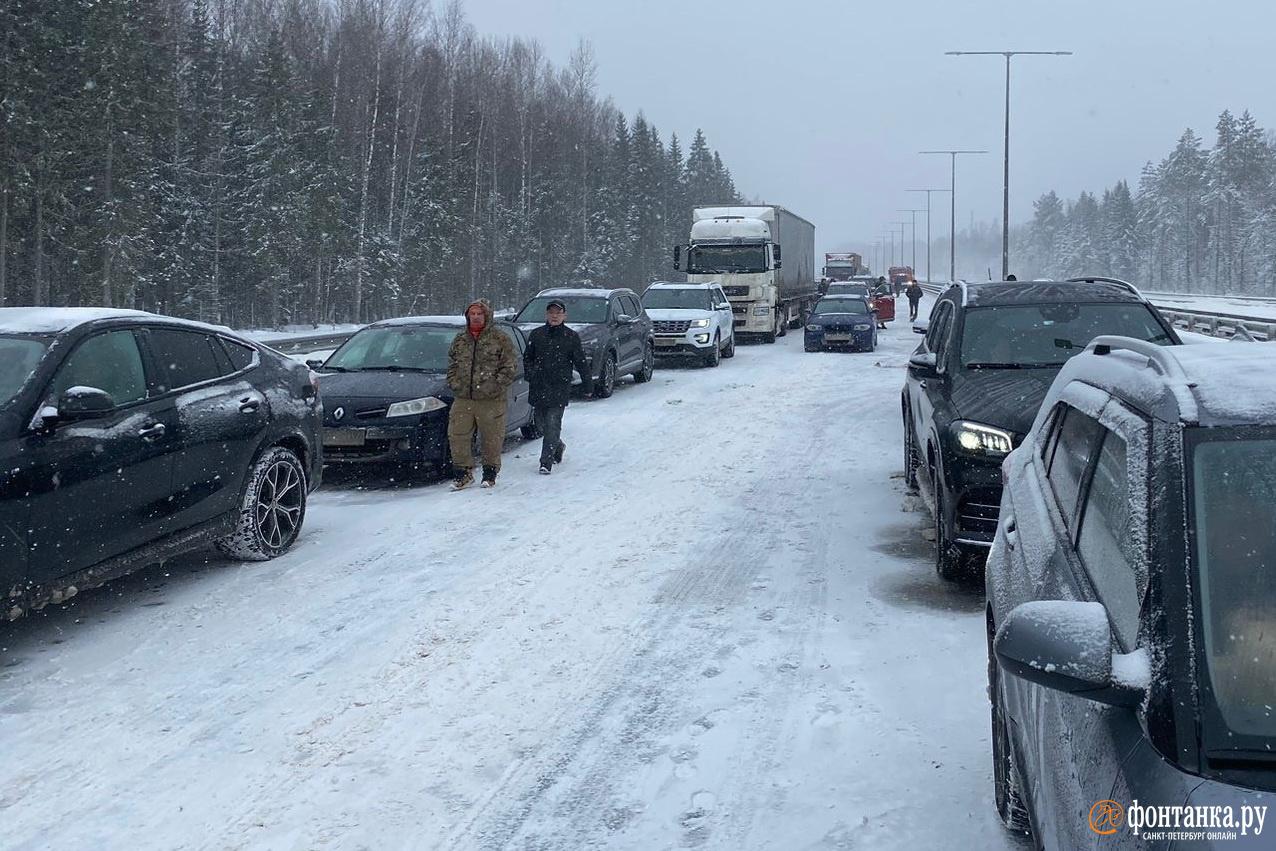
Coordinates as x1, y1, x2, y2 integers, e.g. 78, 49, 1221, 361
534, 405, 565, 466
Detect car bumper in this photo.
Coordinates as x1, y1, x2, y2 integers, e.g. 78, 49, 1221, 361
321, 422, 447, 465
805, 329, 874, 348
945, 461, 1003, 546
653, 332, 715, 355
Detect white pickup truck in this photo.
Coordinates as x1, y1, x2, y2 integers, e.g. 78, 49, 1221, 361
640, 281, 736, 367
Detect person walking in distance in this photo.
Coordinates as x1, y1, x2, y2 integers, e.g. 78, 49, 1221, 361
905, 279, 924, 322
524, 299, 593, 475
446, 299, 517, 489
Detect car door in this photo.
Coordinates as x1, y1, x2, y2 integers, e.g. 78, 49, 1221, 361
607, 296, 634, 371
24, 328, 180, 584
1017, 404, 1150, 848
499, 324, 532, 432
910, 300, 954, 461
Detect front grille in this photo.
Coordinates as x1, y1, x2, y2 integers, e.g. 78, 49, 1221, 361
722, 286, 749, 297
653, 320, 691, 334
822, 324, 856, 334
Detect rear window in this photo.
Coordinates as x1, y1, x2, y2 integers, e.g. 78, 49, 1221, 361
960, 302, 1173, 368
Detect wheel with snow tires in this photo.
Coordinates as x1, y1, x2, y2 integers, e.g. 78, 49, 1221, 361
990, 627, 1033, 834
704, 334, 721, 367
722, 333, 736, 358
595, 354, 617, 398
934, 465, 978, 581
634, 343, 655, 382
216, 447, 307, 561
903, 409, 919, 489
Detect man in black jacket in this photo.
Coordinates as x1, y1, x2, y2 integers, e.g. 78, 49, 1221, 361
524, 299, 593, 474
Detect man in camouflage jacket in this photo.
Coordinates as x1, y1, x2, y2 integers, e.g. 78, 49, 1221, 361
447, 299, 517, 488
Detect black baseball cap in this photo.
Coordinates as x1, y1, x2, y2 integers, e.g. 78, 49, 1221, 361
546, 299, 566, 311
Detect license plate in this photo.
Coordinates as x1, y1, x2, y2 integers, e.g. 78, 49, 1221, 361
826, 334, 852, 342
323, 428, 367, 447
655, 338, 681, 346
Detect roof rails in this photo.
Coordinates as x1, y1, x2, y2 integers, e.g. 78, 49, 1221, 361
1064, 276, 1143, 298
1087, 335, 1198, 423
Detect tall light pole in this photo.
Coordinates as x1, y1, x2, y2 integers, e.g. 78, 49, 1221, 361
907, 188, 950, 283
890, 222, 908, 272
920, 150, 988, 281
946, 50, 1072, 280
897, 209, 924, 275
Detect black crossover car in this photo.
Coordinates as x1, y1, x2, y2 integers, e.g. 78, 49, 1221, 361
901, 277, 1180, 579
316, 317, 536, 475
0, 308, 323, 619
988, 338, 1276, 849
514, 287, 654, 398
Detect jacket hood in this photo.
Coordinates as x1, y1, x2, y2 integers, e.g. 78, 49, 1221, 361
464, 299, 495, 327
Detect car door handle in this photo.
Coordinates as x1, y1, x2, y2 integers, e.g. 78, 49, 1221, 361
1004, 518, 1018, 551
239, 398, 260, 413
138, 423, 167, 441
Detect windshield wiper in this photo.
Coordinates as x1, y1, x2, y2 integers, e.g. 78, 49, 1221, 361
965, 362, 1065, 370
321, 365, 350, 372
354, 365, 438, 373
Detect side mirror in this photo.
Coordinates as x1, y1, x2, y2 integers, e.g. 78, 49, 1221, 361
773, 244, 782, 263
57, 386, 116, 421
995, 601, 1143, 709
673, 245, 682, 270
907, 352, 939, 377
616, 314, 634, 325
306, 358, 326, 370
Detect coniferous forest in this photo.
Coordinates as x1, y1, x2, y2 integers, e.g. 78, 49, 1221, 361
0, 0, 742, 327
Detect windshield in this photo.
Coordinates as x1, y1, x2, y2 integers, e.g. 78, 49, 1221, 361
642, 288, 714, 311
959, 303, 1173, 368
515, 296, 610, 324
825, 283, 871, 298
1192, 431, 1276, 741
686, 244, 767, 274
0, 336, 52, 407
324, 325, 459, 371
813, 297, 870, 316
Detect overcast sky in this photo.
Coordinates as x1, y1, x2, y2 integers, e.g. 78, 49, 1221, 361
460, 0, 1272, 274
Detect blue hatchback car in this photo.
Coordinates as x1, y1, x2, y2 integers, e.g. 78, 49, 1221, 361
804, 295, 877, 352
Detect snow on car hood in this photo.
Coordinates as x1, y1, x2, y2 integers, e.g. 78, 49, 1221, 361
949, 368, 1059, 438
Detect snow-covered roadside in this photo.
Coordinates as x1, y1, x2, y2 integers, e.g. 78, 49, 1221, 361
0, 294, 1029, 850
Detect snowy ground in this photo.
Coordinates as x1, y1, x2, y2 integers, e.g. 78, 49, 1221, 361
1, 294, 1033, 850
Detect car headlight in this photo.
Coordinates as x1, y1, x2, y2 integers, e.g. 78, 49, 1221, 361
806, 324, 822, 332
689, 318, 710, 328
753, 306, 771, 315
952, 420, 1014, 456
853, 323, 871, 331
386, 396, 448, 417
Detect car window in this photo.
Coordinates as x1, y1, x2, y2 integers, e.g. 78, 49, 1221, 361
1076, 430, 1142, 650
51, 329, 147, 406
609, 298, 624, 321
712, 288, 727, 306
0, 336, 51, 407
622, 294, 642, 316
960, 303, 1174, 368
147, 328, 225, 391
1045, 405, 1103, 530
515, 296, 608, 324
219, 337, 257, 372
926, 302, 954, 363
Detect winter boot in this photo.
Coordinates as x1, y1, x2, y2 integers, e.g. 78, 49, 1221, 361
553, 442, 566, 464
451, 468, 474, 490
480, 466, 498, 488
539, 462, 552, 475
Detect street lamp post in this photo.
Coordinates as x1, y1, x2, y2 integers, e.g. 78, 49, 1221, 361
920, 150, 988, 281
897, 209, 924, 276
889, 222, 908, 276
907, 188, 950, 284
946, 50, 1072, 280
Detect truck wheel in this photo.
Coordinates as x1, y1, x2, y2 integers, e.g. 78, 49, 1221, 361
215, 447, 307, 561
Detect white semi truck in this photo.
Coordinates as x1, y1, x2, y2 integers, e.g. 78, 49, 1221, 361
673, 205, 818, 343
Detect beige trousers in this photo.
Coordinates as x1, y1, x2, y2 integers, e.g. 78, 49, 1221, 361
447, 397, 507, 471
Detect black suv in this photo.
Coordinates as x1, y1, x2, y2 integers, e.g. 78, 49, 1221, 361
514, 287, 655, 398
987, 337, 1276, 848
0, 308, 323, 619
901, 278, 1179, 580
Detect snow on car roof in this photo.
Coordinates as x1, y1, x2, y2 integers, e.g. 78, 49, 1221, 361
1063, 338, 1276, 427
369, 315, 466, 326
646, 281, 717, 289
535, 287, 629, 297
0, 307, 154, 334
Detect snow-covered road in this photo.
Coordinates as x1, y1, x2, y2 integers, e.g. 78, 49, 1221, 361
1, 305, 1031, 850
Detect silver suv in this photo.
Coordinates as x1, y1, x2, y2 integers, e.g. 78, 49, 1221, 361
641, 282, 736, 367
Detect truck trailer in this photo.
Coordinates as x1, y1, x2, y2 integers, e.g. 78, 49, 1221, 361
674, 205, 818, 343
